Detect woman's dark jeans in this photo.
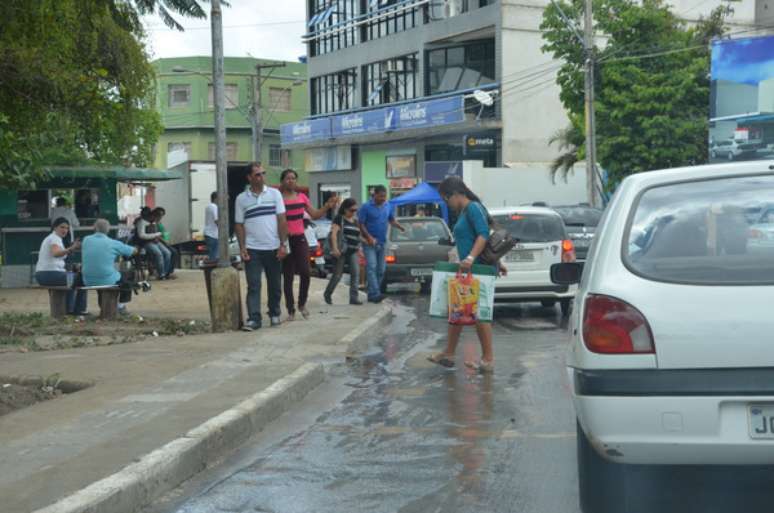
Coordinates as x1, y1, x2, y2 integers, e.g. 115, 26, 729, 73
324, 250, 360, 302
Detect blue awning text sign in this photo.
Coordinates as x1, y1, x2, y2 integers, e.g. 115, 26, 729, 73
281, 95, 466, 145
281, 118, 331, 144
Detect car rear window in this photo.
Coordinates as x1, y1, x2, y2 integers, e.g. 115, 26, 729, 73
625, 174, 774, 285
554, 207, 603, 227
492, 213, 566, 243
390, 219, 448, 242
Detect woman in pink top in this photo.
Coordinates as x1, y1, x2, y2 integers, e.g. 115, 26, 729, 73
279, 169, 338, 320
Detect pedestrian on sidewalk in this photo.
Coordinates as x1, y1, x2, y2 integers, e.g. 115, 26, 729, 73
235, 162, 289, 331
203, 192, 219, 261
324, 198, 363, 306
428, 176, 506, 374
34, 218, 88, 315
81, 219, 138, 315
358, 185, 405, 303
279, 168, 338, 321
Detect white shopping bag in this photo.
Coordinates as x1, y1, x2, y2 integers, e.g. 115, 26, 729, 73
429, 262, 497, 323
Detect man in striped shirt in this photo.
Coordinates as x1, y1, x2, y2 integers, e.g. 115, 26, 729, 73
234, 162, 288, 331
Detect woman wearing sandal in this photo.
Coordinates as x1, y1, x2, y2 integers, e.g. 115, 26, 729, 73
279, 168, 338, 321
428, 177, 506, 373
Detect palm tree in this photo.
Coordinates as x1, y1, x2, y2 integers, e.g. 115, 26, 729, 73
103, 0, 208, 32
548, 123, 583, 184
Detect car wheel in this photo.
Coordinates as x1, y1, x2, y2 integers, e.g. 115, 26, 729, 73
420, 281, 432, 294
541, 299, 556, 308
560, 298, 572, 317
577, 421, 626, 513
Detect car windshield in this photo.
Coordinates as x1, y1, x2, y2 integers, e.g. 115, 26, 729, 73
492, 213, 566, 243
390, 219, 448, 242
625, 174, 774, 284
553, 207, 603, 227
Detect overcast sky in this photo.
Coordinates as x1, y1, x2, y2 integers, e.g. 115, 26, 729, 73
142, 1, 307, 62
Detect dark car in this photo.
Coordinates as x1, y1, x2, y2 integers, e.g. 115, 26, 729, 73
382, 217, 452, 293
553, 205, 603, 260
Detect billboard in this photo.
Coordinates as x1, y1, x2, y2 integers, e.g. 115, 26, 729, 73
709, 36, 774, 162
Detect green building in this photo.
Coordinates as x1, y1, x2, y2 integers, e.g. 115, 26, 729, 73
152, 56, 308, 185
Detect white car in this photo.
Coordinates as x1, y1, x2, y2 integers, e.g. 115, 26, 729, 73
551, 161, 774, 512
489, 206, 577, 316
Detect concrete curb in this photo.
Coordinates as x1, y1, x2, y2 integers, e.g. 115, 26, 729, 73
343, 303, 393, 356
32, 362, 325, 513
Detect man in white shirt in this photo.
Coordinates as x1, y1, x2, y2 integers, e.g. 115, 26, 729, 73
49, 197, 80, 245
203, 192, 219, 261
234, 162, 289, 330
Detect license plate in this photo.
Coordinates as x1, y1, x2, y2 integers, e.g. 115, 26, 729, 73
410, 268, 432, 277
315, 257, 326, 266
748, 404, 774, 439
506, 251, 534, 262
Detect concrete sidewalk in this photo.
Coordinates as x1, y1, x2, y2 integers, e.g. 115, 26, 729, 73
0, 272, 390, 513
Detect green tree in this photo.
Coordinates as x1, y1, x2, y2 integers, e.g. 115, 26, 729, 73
0, 0, 207, 189
541, 0, 729, 188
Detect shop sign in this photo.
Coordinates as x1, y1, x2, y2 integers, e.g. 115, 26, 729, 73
304, 146, 352, 172
386, 154, 416, 178
280, 117, 331, 144
389, 178, 418, 190
463, 133, 496, 155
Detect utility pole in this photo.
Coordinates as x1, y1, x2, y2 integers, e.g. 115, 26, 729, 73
583, 0, 598, 208
250, 62, 286, 162
208, 0, 241, 332
211, 0, 228, 265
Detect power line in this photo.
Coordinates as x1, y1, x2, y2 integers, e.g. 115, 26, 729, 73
144, 20, 305, 32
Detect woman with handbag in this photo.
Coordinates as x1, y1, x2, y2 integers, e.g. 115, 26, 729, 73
279, 169, 338, 320
324, 198, 363, 306
428, 176, 508, 373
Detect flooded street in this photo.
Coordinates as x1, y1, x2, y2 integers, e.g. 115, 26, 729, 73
147, 295, 774, 513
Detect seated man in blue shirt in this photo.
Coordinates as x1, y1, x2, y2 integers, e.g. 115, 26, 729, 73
82, 218, 138, 315
358, 185, 405, 303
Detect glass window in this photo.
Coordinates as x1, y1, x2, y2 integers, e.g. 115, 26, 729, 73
363, 54, 418, 106
168, 84, 191, 107
308, 0, 359, 57
426, 40, 496, 95
168, 142, 192, 159
625, 175, 774, 285
311, 68, 357, 115
269, 144, 282, 166
364, 0, 425, 42
268, 87, 292, 112
207, 142, 238, 161
208, 84, 239, 109
17, 190, 49, 220
492, 213, 567, 243
390, 219, 449, 242
554, 207, 604, 227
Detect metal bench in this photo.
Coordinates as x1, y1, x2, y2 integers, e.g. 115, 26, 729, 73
41, 285, 121, 320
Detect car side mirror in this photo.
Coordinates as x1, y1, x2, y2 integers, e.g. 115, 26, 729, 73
438, 237, 454, 247
551, 262, 583, 285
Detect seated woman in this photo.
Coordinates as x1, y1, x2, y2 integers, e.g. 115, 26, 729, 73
35, 217, 88, 315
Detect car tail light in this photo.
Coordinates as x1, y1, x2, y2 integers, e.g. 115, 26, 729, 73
385, 254, 397, 264
196, 244, 206, 253
750, 228, 764, 239
562, 239, 576, 263
583, 295, 655, 354
309, 246, 323, 259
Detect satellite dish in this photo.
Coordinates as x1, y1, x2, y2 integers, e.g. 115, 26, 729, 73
473, 89, 494, 107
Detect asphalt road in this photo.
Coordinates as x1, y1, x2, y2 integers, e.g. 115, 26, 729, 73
150, 294, 579, 513
148, 293, 774, 513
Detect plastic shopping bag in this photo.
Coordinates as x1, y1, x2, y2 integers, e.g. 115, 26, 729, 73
448, 271, 480, 325
429, 262, 497, 323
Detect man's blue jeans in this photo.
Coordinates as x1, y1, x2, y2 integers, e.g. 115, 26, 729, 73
363, 243, 386, 300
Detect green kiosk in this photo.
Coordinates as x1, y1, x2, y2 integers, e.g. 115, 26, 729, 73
0, 166, 182, 288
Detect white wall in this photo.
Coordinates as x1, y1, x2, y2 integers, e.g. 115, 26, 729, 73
462, 160, 588, 208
